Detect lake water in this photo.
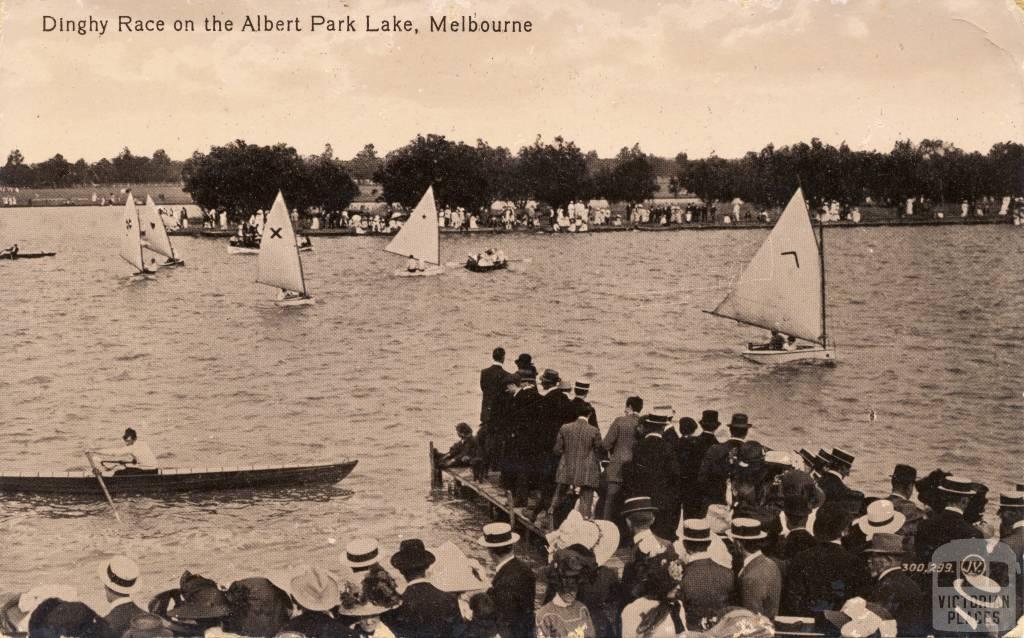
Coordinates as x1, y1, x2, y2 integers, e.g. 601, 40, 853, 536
0, 206, 1021, 607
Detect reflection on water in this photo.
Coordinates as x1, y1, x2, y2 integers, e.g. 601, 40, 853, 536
0, 207, 1021, 602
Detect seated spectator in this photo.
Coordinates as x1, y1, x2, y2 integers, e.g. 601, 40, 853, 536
28, 598, 111, 638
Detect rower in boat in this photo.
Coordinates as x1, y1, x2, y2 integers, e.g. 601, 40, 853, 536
89, 427, 159, 475
749, 329, 787, 351
0, 244, 18, 258
407, 255, 425, 273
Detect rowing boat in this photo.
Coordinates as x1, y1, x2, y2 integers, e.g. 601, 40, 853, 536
0, 459, 357, 495
0, 251, 56, 260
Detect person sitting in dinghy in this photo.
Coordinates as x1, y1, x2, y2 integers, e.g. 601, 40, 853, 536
407, 255, 424, 272
90, 427, 159, 475
0, 244, 18, 258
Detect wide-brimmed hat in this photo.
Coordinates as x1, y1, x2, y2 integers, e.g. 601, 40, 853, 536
123, 613, 173, 638
574, 380, 591, 395
939, 475, 977, 495
890, 464, 917, 484
821, 597, 897, 637
545, 510, 619, 567
699, 410, 721, 429
289, 566, 340, 612
681, 518, 712, 543
426, 541, 488, 592
952, 572, 1005, 610
620, 496, 659, 517
727, 518, 767, 540
998, 491, 1024, 512
477, 522, 520, 548
18, 585, 78, 615
727, 413, 751, 430
98, 556, 139, 595
856, 500, 906, 538
341, 538, 384, 569
168, 586, 231, 620
390, 539, 436, 572
862, 533, 905, 556
539, 369, 560, 385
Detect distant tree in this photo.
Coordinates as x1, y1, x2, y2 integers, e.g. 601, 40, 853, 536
516, 135, 589, 211
34, 153, 73, 187
374, 134, 499, 211
674, 153, 734, 214
347, 143, 383, 181
596, 144, 658, 206
149, 149, 180, 182
1, 149, 33, 187
306, 153, 359, 212
987, 142, 1024, 197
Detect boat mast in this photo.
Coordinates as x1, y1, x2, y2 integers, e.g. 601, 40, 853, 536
295, 240, 308, 297
818, 216, 827, 348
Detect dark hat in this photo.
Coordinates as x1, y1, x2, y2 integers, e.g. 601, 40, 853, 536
171, 586, 231, 620
514, 369, 536, 384
620, 496, 659, 517
829, 448, 855, 472
390, 539, 436, 572
735, 441, 766, 468
862, 533, 905, 556
796, 448, 821, 469
539, 369, 560, 385
727, 517, 767, 540
514, 353, 532, 367
679, 417, 698, 436
573, 380, 591, 395
939, 475, 977, 495
891, 464, 917, 484
997, 491, 1024, 511
681, 519, 712, 542
728, 413, 751, 430
699, 410, 721, 429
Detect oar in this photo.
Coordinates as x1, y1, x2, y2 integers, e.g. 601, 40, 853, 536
85, 451, 122, 522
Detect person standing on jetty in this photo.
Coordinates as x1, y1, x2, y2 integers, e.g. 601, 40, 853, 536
698, 413, 753, 516
624, 414, 681, 541
479, 347, 509, 427
600, 396, 642, 521
686, 410, 721, 518
549, 401, 603, 523
530, 370, 574, 524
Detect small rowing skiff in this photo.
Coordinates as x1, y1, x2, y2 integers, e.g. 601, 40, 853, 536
0, 459, 357, 496
464, 258, 508, 272
0, 251, 56, 260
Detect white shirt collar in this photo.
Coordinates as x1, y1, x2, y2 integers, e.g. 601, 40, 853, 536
644, 432, 662, 439
1012, 520, 1024, 530
491, 359, 504, 368
495, 554, 514, 572
406, 577, 428, 586
826, 469, 844, 479
634, 529, 654, 544
727, 437, 745, 443
879, 567, 903, 581
686, 551, 711, 563
946, 506, 965, 515
829, 539, 843, 546
740, 550, 763, 573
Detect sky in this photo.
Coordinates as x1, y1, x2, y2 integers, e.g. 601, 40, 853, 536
1, 0, 1023, 163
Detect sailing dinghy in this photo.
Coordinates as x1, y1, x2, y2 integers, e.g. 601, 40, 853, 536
385, 186, 444, 277
140, 195, 184, 267
706, 188, 835, 364
257, 191, 315, 306
119, 191, 156, 277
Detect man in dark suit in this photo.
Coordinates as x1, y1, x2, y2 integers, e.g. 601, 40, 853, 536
817, 448, 864, 518
885, 464, 926, 553
98, 556, 147, 637
679, 519, 734, 629
619, 496, 676, 605
504, 371, 544, 506
479, 347, 508, 426
698, 413, 752, 513
730, 518, 782, 619
864, 533, 925, 637
479, 523, 535, 638
914, 475, 983, 563
683, 410, 720, 518
781, 504, 869, 616
529, 369, 575, 523
385, 539, 463, 638
623, 413, 681, 540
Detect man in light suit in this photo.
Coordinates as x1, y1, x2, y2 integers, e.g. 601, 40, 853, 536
478, 523, 535, 638
730, 518, 782, 619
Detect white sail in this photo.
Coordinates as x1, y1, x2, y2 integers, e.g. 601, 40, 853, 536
384, 186, 440, 265
712, 188, 824, 344
139, 195, 176, 260
257, 191, 306, 294
119, 195, 146, 272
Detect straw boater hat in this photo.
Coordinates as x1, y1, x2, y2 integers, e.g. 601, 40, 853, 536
829, 448, 855, 473
821, 597, 897, 638
341, 538, 385, 570
727, 518, 767, 541
939, 475, 977, 495
681, 518, 712, 543
641, 412, 672, 430
856, 500, 906, 538
574, 380, 591, 396
98, 556, 139, 595
289, 566, 340, 612
620, 496, 659, 517
545, 510, 620, 567
998, 491, 1024, 512
477, 522, 520, 548
862, 533, 905, 556
426, 541, 489, 592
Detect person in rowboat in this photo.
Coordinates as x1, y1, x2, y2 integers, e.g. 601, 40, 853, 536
0, 243, 18, 258
90, 427, 159, 475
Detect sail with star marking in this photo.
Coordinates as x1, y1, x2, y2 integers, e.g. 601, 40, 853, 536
384, 186, 440, 265
710, 188, 824, 344
118, 194, 148, 273
257, 191, 307, 295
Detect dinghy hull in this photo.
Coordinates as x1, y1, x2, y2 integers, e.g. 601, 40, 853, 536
227, 245, 260, 255
742, 345, 836, 364
275, 295, 316, 307
394, 265, 445, 277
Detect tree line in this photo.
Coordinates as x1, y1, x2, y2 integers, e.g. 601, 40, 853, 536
3, 137, 1021, 215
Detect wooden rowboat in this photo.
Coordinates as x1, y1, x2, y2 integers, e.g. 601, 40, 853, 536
0, 459, 357, 496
